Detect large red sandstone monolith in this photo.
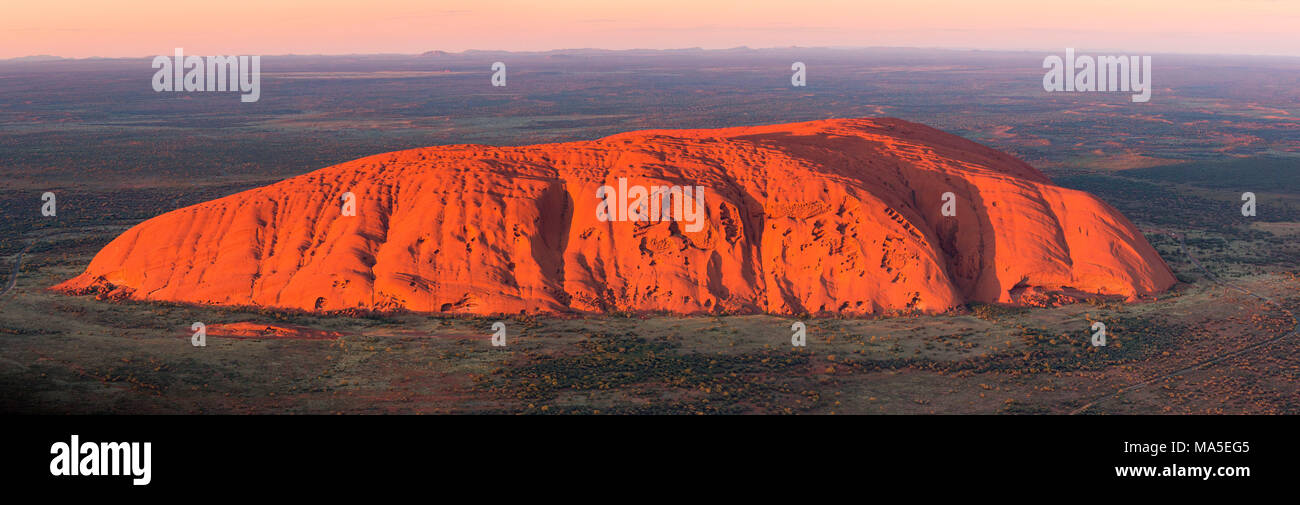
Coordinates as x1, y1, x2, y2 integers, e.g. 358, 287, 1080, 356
55, 118, 1175, 315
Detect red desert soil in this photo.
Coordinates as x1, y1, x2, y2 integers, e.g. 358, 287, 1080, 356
198, 322, 350, 340
55, 118, 1174, 315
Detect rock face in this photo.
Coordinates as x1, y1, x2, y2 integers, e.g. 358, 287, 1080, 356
55, 118, 1175, 315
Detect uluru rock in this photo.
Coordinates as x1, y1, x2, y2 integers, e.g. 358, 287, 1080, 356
55, 118, 1175, 315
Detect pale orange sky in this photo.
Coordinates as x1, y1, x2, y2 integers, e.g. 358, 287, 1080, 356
4, 0, 1298, 59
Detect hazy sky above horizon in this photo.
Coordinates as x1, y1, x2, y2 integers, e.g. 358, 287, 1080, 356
4, 0, 1298, 59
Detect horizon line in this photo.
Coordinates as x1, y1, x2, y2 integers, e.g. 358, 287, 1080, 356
6, 45, 1300, 62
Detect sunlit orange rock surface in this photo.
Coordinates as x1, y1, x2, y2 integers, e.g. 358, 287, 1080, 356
55, 118, 1175, 315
